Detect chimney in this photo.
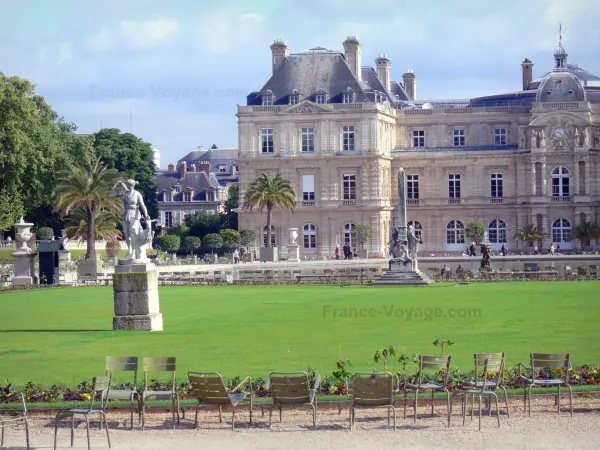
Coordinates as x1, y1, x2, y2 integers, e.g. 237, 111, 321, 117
402, 70, 417, 100
343, 36, 362, 82
189, 164, 197, 172
375, 54, 392, 92
179, 160, 187, 179
270, 39, 290, 75
521, 58, 534, 90
167, 162, 175, 172
199, 160, 210, 176
197, 145, 205, 151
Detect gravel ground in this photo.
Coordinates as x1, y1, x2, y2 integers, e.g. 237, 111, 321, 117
3, 397, 600, 449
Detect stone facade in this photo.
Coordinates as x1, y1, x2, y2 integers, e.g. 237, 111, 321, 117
237, 37, 600, 257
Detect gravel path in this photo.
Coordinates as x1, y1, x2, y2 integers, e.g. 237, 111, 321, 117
3, 397, 599, 449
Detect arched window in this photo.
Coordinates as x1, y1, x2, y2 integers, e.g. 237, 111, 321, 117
303, 224, 316, 248
488, 219, 507, 243
552, 218, 572, 244
408, 221, 423, 241
344, 223, 357, 247
446, 220, 465, 244
263, 225, 276, 247
551, 167, 570, 197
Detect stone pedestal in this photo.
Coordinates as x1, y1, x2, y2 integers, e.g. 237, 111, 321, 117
287, 244, 300, 262
373, 259, 433, 285
12, 251, 38, 285
112, 260, 163, 331
260, 247, 278, 263
77, 259, 102, 281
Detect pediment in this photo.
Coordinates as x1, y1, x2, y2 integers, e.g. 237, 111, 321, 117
282, 100, 330, 114
528, 111, 588, 127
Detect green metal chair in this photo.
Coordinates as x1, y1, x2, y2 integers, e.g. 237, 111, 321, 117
187, 372, 252, 429
450, 356, 503, 430
141, 357, 180, 430
105, 356, 139, 429
518, 353, 573, 417
266, 372, 321, 426
404, 355, 451, 426
349, 372, 398, 430
53, 376, 111, 450
0, 391, 30, 449
462, 353, 510, 420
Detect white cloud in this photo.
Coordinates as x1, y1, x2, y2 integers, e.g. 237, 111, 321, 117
240, 13, 264, 23
85, 18, 181, 52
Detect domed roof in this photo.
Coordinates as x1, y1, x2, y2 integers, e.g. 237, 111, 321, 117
536, 71, 586, 102
554, 43, 568, 56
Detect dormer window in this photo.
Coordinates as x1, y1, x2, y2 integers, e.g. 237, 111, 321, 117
183, 191, 192, 202
262, 89, 275, 106
207, 191, 215, 202
289, 89, 301, 105
343, 88, 355, 104
315, 94, 327, 104
173, 184, 181, 193
163, 191, 172, 202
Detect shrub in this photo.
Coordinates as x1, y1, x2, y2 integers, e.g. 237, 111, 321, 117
239, 229, 256, 247
203, 233, 223, 254
182, 236, 201, 254
220, 229, 240, 249
160, 234, 181, 253
36, 227, 54, 241
105, 240, 121, 258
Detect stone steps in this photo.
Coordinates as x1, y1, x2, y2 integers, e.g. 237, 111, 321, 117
373, 269, 433, 286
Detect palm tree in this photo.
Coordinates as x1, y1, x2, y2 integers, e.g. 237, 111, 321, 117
572, 220, 600, 249
54, 157, 122, 260
64, 207, 122, 246
516, 224, 543, 247
242, 172, 296, 247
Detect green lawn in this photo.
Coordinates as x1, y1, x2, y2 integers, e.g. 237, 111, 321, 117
1, 282, 599, 387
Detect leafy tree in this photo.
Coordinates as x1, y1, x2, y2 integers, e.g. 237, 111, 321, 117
465, 222, 486, 245
91, 128, 158, 218
572, 220, 600, 248
160, 234, 181, 253
36, 227, 55, 241
516, 224, 543, 247
171, 222, 190, 238
243, 173, 296, 247
355, 224, 374, 250
63, 207, 122, 245
239, 229, 257, 247
203, 233, 223, 254
0, 73, 77, 229
223, 184, 239, 229
182, 236, 202, 254
53, 157, 122, 259
185, 211, 225, 238
220, 228, 240, 249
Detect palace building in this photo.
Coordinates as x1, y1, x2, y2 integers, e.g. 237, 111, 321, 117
236, 34, 600, 256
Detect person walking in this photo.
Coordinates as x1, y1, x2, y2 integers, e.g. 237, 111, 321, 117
550, 243, 555, 255
501, 244, 507, 256
233, 248, 240, 264
335, 245, 340, 260
534, 245, 539, 255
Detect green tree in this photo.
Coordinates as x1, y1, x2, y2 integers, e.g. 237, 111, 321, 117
465, 222, 486, 245
160, 234, 181, 253
203, 233, 223, 254
572, 220, 600, 248
53, 157, 122, 260
185, 211, 225, 238
516, 224, 543, 247
63, 207, 122, 246
355, 224, 374, 250
223, 184, 239, 229
182, 236, 202, 254
220, 228, 240, 249
243, 173, 296, 247
0, 73, 77, 229
239, 229, 257, 247
36, 227, 55, 241
91, 128, 158, 218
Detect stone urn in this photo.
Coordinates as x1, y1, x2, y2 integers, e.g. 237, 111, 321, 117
14, 216, 34, 252
288, 228, 299, 245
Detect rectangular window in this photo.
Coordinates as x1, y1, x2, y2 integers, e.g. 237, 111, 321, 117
163, 191, 172, 202
183, 191, 192, 202
343, 174, 356, 200
453, 129, 465, 147
217, 164, 227, 173
407, 175, 419, 199
301, 127, 314, 152
494, 128, 507, 145
262, 96, 273, 106
490, 173, 503, 198
449, 174, 461, 198
343, 93, 353, 103
302, 174, 315, 201
315, 94, 326, 104
413, 130, 425, 147
261, 128, 274, 153
207, 191, 215, 201
289, 95, 299, 105
183, 211, 192, 221
164, 211, 173, 228
173, 185, 181, 193
342, 126, 355, 151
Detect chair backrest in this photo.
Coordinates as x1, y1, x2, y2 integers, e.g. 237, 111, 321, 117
106, 356, 138, 385
415, 355, 451, 387
188, 372, 230, 405
531, 353, 571, 375
268, 372, 311, 405
473, 353, 505, 390
143, 357, 176, 389
89, 375, 112, 410
351, 372, 394, 406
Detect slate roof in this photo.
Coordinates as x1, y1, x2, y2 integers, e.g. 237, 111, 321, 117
528, 63, 600, 89
155, 171, 221, 202
247, 48, 397, 106
178, 148, 238, 165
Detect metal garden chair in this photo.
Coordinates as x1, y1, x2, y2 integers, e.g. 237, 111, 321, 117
265, 372, 321, 426
349, 372, 398, 430
0, 391, 30, 449
105, 356, 139, 429
141, 357, 180, 430
462, 352, 510, 420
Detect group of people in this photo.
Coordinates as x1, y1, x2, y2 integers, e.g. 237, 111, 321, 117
334, 244, 358, 260
533, 243, 561, 255
232, 247, 248, 264
462, 243, 509, 257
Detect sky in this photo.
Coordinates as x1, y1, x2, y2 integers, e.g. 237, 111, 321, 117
1, 0, 598, 167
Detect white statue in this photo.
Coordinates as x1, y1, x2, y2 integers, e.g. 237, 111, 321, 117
407, 225, 420, 262
110, 179, 151, 260
483, 231, 488, 244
